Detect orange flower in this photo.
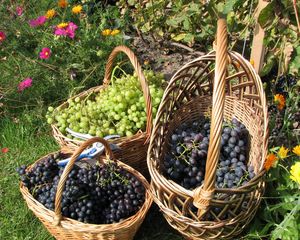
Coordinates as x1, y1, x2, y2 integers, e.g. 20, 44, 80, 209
264, 153, 278, 171
58, 0, 68, 8
274, 94, 285, 111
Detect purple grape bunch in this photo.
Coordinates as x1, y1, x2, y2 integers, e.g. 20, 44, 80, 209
163, 117, 255, 190
17, 154, 145, 224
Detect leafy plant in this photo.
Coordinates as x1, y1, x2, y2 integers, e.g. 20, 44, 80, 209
258, 0, 300, 77
0, 0, 126, 117
117, 0, 257, 49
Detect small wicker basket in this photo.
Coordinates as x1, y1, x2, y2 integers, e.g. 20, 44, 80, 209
147, 19, 268, 239
52, 46, 153, 176
20, 137, 152, 240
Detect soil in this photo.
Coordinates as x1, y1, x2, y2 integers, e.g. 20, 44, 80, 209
130, 35, 206, 80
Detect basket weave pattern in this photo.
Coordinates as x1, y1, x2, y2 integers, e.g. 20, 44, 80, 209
147, 20, 268, 239
52, 46, 152, 175
20, 137, 152, 240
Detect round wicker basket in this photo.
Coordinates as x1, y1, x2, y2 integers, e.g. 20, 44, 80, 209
20, 137, 152, 240
52, 46, 153, 176
147, 19, 268, 239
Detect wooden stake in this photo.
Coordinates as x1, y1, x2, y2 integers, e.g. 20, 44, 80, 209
250, 0, 270, 74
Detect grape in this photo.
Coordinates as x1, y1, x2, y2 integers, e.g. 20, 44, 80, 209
47, 70, 165, 138
163, 117, 256, 190
17, 155, 146, 224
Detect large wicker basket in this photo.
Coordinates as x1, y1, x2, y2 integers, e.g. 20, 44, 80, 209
52, 46, 153, 176
20, 137, 152, 240
147, 19, 268, 239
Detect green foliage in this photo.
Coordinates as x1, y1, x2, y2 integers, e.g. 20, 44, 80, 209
244, 84, 300, 239
258, 0, 300, 76
0, 0, 126, 117
117, 0, 256, 47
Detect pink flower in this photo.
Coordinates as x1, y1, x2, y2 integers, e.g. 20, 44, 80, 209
1, 147, 9, 154
39, 48, 51, 59
54, 27, 67, 36
18, 78, 32, 92
66, 22, 78, 39
29, 16, 46, 27
16, 6, 23, 16
0, 31, 6, 42
54, 22, 78, 39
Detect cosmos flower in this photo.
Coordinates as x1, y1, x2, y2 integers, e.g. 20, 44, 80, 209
29, 16, 47, 27
39, 48, 51, 59
54, 22, 78, 39
0, 31, 6, 42
18, 78, 32, 92
1, 148, 9, 153
16, 6, 23, 16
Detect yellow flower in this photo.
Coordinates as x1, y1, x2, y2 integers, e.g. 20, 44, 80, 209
274, 94, 285, 111
290, 161, 300, 184
72, 5, 82, 14
278, 146, 289, 159
110, 29, 120, 36
45, 9, 56, 19
57, 22, 69, 28
250, 59, 255, 67
58, 0, 68, 8
264, 153, 278, 171
102, 29, 111, 36
292, 145, 300, 156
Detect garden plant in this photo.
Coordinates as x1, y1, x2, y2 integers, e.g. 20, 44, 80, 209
0, 0, 299, 239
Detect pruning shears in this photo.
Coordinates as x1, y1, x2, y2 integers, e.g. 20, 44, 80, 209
58, 128, 120, 167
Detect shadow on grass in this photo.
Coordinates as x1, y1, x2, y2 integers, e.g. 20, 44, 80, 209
135, 204, 183, 240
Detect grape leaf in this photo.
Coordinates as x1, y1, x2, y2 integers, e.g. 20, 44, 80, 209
258, 1, 275, 28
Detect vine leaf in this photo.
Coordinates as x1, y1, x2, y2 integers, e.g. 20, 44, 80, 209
258, 1, 275, 28
289, 46, 300, 75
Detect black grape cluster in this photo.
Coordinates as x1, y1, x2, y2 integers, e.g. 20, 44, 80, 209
17, 155, 145, 224
163, 117, 255, 190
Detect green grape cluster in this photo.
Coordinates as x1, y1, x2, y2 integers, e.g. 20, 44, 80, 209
46, 70, 165, 139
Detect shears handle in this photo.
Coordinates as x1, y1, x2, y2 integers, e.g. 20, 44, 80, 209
58, 147, 98, 167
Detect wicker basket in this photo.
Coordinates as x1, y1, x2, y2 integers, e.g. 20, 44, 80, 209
147, 19, 268, 239
20, 137, 152, 240
52, 46, 153, 176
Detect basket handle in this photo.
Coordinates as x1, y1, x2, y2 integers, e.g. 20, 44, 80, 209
53, 137, 114, 225
193, 19, 228, 217
103, 45, 153, 140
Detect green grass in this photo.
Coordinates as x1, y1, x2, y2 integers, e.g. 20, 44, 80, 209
0, 113, 182, 240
